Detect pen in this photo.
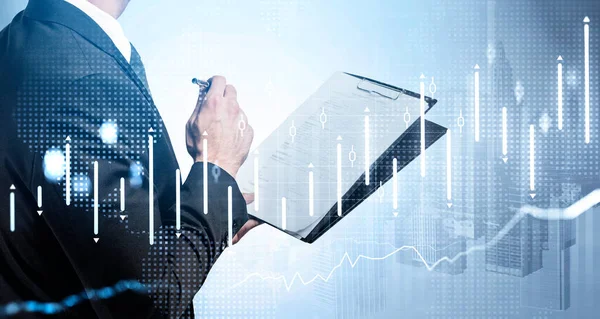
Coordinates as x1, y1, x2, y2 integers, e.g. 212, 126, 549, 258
192, 78, 210, 91
192, 78, 210, 105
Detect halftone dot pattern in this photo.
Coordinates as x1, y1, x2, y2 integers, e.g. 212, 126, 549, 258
142, 225, 225, 318
5, 14, 233, 318
3, 0, 599, 317
203, 0, 597, 316
14, 38, 163, 211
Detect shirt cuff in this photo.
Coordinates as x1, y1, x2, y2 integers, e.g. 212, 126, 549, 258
183, 162, 249, 244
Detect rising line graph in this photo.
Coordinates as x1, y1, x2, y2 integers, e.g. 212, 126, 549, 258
232, 189, 600, 291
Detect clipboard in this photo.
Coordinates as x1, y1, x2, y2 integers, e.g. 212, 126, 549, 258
236, 72, 447, 243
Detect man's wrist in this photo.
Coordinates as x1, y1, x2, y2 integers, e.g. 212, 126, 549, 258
185, 162, 249, 239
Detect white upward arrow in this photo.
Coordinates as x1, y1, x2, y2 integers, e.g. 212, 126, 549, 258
308, 163, 314, 217
502, 107, 508, 163
557, 56, 564, 130
474, 64, 480, 142
308, 163, 315, 216
392, 157, 398, 216
583, 17, 590, 143
336, 139, 342, 217
65, 136, 71, 206
9, 185, 15, 232
254, 151, 260, 212
419, 73, 426, 177
148, 131, 155, 245
446, 130, 452, 208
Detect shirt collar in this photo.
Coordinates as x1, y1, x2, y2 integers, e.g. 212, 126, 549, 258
64, 0, 131, 63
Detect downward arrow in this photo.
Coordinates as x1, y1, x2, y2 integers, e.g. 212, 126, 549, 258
447, 202, 453, 208
502, 157, 508, 163
176, 232, 181, 238
93, 238, 99, 243
120, 215, 127, 220
392, 212, 398, 217
37, 210, 43, 216
529, 193, 536, 199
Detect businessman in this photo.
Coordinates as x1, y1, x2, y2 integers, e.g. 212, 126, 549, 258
0, 0, 258, 317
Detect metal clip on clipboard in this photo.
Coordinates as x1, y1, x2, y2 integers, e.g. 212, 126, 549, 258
350, 72, 437, 109
356, 78, 401, 100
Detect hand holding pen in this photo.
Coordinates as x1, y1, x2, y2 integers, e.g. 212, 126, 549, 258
186, 76, 259, 243
192, 77, 248, 138
186, 76, 253, 178
192, 77, 211, 105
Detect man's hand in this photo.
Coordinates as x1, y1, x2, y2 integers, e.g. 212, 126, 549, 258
186, 76, 254, 178
233, 219, 260, 244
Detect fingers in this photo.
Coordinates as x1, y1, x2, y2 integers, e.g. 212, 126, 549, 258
242, 193, 255, 205
185, 75, 253, 175
233, 220, 256, 244
206, 75, 226, 99
232, 219, 260, 244
224, 84, 237, 99
190, 77, 223, 123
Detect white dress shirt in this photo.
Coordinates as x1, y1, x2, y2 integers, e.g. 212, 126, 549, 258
64, 0, 131, 63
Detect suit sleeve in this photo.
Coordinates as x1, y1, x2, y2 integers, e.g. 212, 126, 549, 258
145, 162, 248, 318
13, 71, 248, 318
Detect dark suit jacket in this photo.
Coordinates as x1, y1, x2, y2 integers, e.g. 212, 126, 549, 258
0, 0, 249, 317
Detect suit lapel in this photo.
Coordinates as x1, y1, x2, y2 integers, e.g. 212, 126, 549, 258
130, 44, 151, 94
24, 0, 154, 105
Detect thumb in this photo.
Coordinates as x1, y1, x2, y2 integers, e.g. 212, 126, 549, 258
242, 193, 255, 205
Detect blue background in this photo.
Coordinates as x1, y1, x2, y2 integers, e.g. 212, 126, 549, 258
2, 0, 600, 318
